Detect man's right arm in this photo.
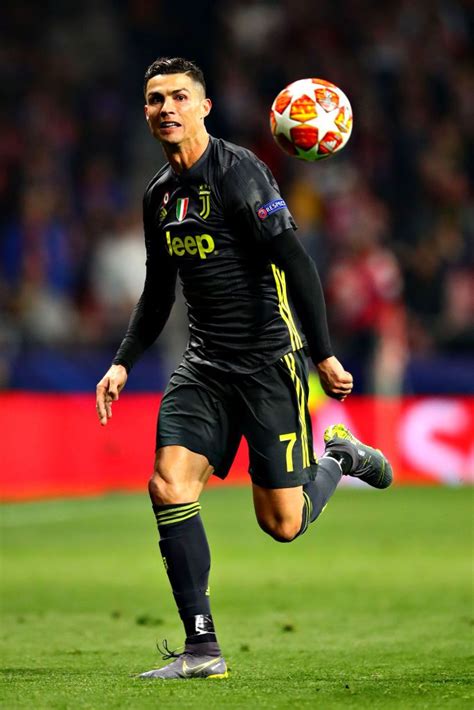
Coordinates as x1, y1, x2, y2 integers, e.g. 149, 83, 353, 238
113, 187, 178, 373
111, 257, 178, 374
96, 257, 177, 426
96, 190, 178, 425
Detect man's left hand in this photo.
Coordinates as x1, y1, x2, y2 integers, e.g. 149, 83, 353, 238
316, 356, 353, 401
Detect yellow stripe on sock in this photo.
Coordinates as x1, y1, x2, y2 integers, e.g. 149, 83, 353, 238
157, 509, 202, 526
300, 490, 312, 535
303, 490, 313, 519
157, 506, 201, 524
156, 503, 201, 524
156, 502, 200, 518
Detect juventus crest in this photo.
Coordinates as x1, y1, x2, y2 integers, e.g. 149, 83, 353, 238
199, 184, 211, 219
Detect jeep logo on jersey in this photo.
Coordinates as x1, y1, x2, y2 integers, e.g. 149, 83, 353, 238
257, 198, 287, 220
176, 197, 189, 222
165, 230, 215, 259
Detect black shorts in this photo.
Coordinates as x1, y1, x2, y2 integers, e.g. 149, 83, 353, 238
157, 349, 317, 489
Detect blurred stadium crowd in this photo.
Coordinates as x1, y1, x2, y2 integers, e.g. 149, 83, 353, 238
1, 0, 473, 393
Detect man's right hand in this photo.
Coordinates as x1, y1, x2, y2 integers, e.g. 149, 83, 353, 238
96, 364, 128, 426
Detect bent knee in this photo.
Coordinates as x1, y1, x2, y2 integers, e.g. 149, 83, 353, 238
257, 516, 301, 543
148, 472, 190, 506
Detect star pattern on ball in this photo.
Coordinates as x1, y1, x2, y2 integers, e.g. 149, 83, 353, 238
270, 78, 353, 162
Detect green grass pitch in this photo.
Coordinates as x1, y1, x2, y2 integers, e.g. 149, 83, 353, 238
1, 486, 472, 709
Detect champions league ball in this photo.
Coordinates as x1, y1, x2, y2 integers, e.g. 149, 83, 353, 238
270, 78, 353, 161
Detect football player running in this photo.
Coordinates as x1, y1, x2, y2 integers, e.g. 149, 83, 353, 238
96, 57, 392, 680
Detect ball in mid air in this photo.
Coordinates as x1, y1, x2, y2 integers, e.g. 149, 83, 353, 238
270, 78, 353, 161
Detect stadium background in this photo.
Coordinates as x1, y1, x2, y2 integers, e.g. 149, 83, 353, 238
1, 4, 473, 709
1, 0, 473, 497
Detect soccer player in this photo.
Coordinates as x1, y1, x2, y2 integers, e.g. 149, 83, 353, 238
96, 57, 392, 680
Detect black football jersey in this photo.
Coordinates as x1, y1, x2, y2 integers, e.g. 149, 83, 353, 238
141, 135, 306, 374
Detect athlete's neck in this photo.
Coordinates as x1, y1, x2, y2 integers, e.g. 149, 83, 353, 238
163, 134, 210, 174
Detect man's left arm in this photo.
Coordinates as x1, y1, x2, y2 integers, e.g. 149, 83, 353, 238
269, 229, 353, 401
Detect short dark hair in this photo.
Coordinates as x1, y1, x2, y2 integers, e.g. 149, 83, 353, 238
144, 57, 206, 97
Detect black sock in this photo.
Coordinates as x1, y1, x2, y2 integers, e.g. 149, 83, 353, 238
295, 456, 343, 536
154, 502, 220, 652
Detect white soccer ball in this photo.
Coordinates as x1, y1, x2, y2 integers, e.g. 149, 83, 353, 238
270, 78, 353, 161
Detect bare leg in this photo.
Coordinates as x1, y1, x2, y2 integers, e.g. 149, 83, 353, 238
252, 484, 305, 542
252, 455, 343, 542
148, 445, 213, 505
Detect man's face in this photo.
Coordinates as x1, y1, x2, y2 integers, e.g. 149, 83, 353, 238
144, 73, 211, 147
